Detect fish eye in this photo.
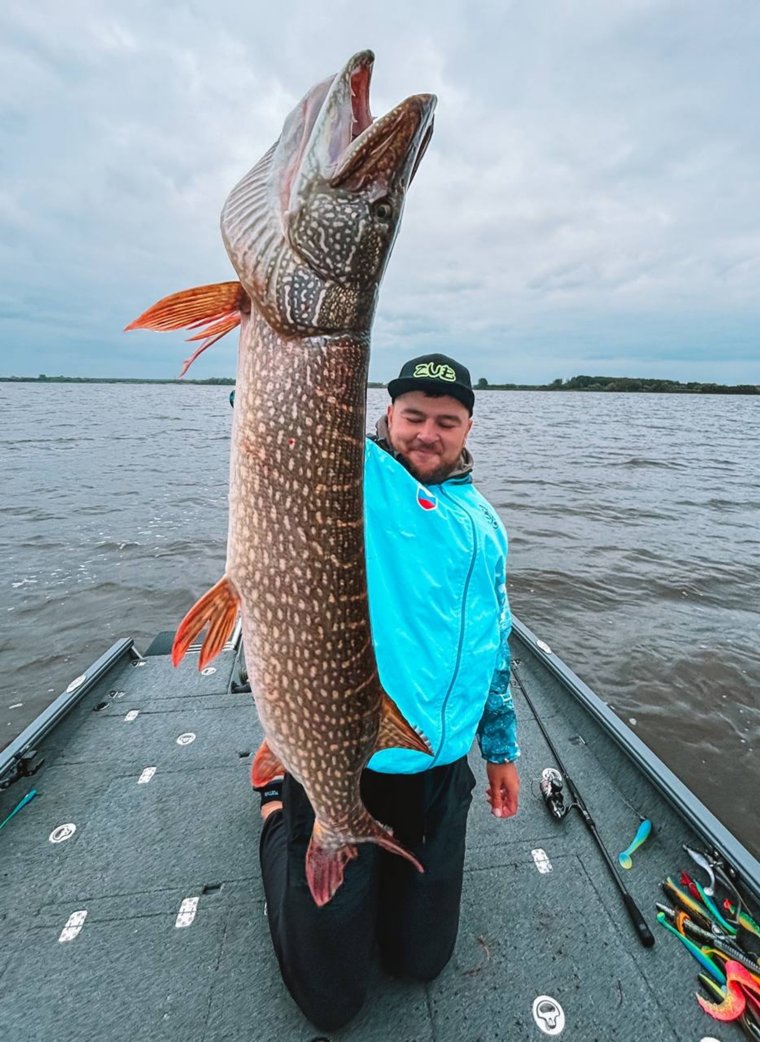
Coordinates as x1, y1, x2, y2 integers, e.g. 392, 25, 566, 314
374, 201, 393, 220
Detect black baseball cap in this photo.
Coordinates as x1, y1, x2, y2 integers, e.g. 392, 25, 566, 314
387, 353, 474, 414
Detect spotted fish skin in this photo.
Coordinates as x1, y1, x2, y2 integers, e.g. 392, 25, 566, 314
230, 320, 377, 826
203, 52, 434, 904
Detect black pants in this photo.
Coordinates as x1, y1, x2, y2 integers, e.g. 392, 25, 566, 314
259, 757, 476, 1031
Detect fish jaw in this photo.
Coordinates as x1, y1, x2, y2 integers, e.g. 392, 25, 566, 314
220, 52, 436, 338
288, 50, 436, 291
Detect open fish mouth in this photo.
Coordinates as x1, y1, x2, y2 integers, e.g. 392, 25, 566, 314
301, 49, 436, 192
348, 52, 374, 140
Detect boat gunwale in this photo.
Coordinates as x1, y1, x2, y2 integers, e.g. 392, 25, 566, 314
0, 637, 136, 789
512, 615, 760, 904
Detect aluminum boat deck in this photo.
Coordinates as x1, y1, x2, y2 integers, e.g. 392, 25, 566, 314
1, 618, 758, 1041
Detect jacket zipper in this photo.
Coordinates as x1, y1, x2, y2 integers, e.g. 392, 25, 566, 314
430, 487, 477, 766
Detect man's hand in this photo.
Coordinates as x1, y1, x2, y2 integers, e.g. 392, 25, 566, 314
485, 760, 520, 818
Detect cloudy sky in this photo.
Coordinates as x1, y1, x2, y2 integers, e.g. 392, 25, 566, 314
2, 1, 759, 384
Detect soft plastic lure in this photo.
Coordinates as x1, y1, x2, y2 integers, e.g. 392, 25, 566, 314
695, 880, 738, 937
684, 844, 717, 894
663, 877, 714, 931
0, 789, 38, 832
656, 912, 726, 983
680, 871, 701, 900
697, 960, 760, 1022
618, 819, 653, 869
698, 975, 760, 1041
725, 903, 760, 940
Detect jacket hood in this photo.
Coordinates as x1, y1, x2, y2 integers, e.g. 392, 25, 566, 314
371, 414, 474, 482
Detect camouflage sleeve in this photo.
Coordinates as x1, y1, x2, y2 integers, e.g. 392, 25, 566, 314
476, 570, 520, 764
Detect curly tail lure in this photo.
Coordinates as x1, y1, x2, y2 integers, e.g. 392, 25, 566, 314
658, 853, 760, 1027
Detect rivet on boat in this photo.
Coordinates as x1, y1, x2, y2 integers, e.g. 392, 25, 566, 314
65, 674, 86, 694
176, 733, 196, 746
58, 910, 87, 943
531, 848, 553, 874
138, 767, 156, 784
124, 710, 140, 722
175, 897, 199, 928
201, 666, 216, 676
49, 823, 76, 844
532, 995, 565, 1035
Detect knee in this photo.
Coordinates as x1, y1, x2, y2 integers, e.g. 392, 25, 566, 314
296, 988, 367, 1032
382, 942, 455, 984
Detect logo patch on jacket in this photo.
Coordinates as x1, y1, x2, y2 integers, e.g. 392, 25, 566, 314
416, 486, 438, 511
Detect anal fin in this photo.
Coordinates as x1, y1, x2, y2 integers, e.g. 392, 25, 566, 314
172, 575, 239, 670
376, 692, 432, 756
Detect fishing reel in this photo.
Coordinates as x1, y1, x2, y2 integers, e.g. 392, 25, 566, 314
539, 767, 569, 820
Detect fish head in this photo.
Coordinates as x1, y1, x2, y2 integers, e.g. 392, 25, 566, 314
221, 51, 436, 336
287, 51, 436, 291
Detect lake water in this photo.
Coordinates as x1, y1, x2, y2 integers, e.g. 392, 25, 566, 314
2, 383, 758, 856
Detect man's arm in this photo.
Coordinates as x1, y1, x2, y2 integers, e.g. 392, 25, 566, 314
476, 570, 520, 818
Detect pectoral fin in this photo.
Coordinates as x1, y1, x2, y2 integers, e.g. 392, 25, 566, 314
125, 281, 248, 376
375, 693, 432, 755
172, 575, 240, 670
250, 739, 285, 788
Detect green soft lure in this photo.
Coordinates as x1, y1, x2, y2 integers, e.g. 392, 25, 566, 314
695, 880, 738, 937
663, 877, 714, 930
725, 903, 760, 940
656, 912, 726, 984
618, 818, 653, 869
0, 789, 38, 832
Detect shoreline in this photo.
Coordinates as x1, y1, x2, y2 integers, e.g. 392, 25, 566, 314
2, 375, 758, 394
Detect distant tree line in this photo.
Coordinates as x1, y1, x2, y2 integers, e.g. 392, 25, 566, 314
475, 375, 759, 394
2, 374, 758, 394
1, 374, 238, 385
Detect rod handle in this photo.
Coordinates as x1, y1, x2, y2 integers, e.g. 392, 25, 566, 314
624, 893, 655, 947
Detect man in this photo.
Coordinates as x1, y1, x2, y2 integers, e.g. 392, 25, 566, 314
257, 352, 519, 1031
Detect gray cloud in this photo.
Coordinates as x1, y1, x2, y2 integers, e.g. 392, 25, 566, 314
1, 0, 759, 383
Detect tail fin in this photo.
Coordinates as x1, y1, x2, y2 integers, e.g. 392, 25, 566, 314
305, 814, 423, 907
125, 281, 247, 376
172, 575, 240, 670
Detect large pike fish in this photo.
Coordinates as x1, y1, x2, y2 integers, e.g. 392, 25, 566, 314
126, 51, 436, 905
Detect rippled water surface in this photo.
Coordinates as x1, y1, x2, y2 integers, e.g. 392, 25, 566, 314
2, 383, 758, 855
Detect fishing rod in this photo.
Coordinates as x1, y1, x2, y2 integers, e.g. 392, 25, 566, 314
511, 665, 655, 948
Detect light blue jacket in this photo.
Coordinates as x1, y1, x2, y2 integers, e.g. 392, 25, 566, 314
364, 437, 519, 774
